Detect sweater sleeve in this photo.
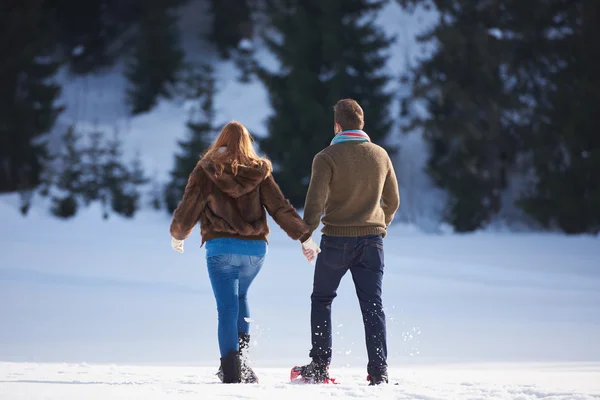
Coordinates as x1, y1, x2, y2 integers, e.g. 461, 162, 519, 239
301, 153, 333, 241
381, 157, 400, 226
169, 166, 207, 240
260, 174, 310, 241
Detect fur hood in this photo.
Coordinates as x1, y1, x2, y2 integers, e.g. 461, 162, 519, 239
199, 158, 270, 198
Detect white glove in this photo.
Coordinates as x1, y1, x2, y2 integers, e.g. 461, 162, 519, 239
302, 237, 321, 264
171, 237, 184, 253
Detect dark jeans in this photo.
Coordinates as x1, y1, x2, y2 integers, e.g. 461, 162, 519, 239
309, 234, 387, 375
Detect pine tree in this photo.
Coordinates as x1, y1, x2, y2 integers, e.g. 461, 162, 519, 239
0, 0, 63, 195
125, 0, 186, 115
517, 0, 600, 234
101, 133, 148, 219
80, 130, 107, 207
398, 0, 526, 232
207, 0, 254, 59
42, 0, 142, 74
41, 126, 147, 219
149, 176, 165, 211
321, 1, 395, 145
48, 126, 86, 219
165, 64, 218, 213
257, 0, 395, 207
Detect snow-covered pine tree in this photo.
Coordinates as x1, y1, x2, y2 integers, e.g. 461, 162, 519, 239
47, 126, 86, 218
398, 0, 525, 232
41, 126, 147, 219
101, 133, 148, 219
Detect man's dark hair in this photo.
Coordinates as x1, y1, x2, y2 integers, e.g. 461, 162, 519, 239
333, 99, 364, 130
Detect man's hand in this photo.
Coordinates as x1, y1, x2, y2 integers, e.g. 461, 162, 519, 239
302, 237, 321, 264
171, 237, 184, 253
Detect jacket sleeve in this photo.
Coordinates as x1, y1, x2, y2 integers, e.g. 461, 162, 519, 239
381, 157, 400, 226
169, 166, 208, 241
260, 174, 310, 241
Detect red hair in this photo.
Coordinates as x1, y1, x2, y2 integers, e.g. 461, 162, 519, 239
201, 121, 272, 176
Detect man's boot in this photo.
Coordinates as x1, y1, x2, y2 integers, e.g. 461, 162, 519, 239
367, 370, 389, 386
291, 360, 332, 384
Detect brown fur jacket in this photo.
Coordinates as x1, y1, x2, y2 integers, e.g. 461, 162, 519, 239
169, 158, 310, 245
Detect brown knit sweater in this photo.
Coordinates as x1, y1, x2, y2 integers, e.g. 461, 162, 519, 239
301, 141, 400, 241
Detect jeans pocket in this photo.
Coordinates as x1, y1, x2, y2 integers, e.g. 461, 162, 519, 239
207, 254, 232, 266
249, 255, 265, 267
320, 239, 346, 268
361, 243, 384, 272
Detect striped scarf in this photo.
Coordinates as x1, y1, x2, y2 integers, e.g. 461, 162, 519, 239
330, 130, 371, 145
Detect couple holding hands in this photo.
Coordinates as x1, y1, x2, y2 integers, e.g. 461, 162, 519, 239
169, 99, 399, 385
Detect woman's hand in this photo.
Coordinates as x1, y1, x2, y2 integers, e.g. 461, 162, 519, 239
171, 237, 184, 253
302, 237, 321, 264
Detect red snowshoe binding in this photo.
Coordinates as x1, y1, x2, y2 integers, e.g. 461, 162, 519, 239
290, 361, 337, 384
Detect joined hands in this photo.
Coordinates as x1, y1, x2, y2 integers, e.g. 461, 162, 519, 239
302, 237, 321, 264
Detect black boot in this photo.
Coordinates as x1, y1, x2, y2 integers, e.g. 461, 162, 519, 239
367, 370, 389, 386
219, 351, 241, 383
238, 333, 259, 383
294, 360, 330, 384
216, 335, 259, 383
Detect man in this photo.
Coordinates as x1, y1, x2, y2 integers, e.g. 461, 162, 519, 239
296, 99, 400, 386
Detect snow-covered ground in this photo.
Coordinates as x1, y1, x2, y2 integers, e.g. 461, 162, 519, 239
1, 362, 599, 399
1, 194, 599, 398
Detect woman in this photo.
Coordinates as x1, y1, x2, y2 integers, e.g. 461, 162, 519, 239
169, 121, 310, 384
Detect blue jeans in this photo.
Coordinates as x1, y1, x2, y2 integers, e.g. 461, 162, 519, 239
207, 253, 265, 357
310, 234, 387, 375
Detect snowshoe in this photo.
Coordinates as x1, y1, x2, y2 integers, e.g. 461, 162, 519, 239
290, 361, 337, 384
